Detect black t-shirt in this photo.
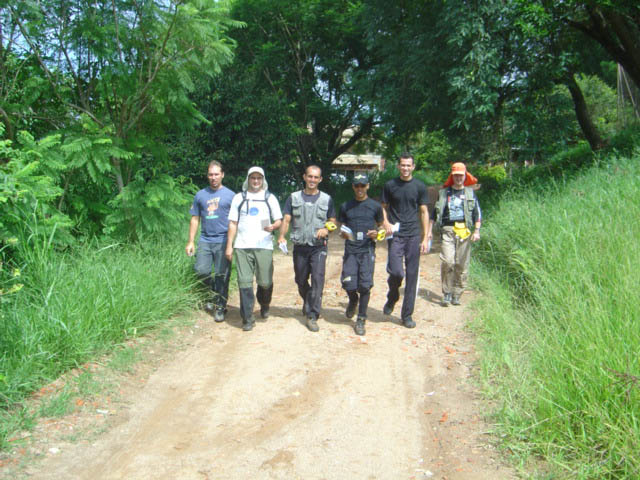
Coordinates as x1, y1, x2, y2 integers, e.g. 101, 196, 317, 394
283, 191, 336, 218
338, 197, 383, 253
381, 177, 428, 237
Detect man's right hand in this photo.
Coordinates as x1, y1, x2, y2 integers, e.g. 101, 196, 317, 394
383, 221, 393, 235
185, 242, 195, 256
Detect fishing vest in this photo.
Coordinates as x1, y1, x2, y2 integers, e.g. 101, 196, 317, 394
435, 186, 475, 230
289, 191, 331, 246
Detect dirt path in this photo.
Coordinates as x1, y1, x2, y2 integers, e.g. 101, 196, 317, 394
6, 240, 515, 480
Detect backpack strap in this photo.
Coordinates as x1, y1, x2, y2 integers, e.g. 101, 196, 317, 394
237, 190, 273, 219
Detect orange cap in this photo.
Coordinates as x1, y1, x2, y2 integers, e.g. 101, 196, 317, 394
451, 162, 466, 175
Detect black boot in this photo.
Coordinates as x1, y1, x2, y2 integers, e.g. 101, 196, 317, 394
239, 287, 255, 331
257, 284, 273, 319
354, 317, 366, 336
345, 291, 358, 319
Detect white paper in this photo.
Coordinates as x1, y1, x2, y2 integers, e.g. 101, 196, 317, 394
340, 225, 355, 241
278, 242, 288, 254
386, 223, 400, 240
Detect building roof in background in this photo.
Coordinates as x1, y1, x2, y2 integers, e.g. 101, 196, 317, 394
332, 153, 385, 171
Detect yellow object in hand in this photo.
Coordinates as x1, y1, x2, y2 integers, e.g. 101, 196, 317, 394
325, 221, 337, 232
376, 229, 386, 241
453, 222, 471, 240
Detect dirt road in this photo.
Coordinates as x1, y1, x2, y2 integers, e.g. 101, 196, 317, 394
8, 239, 515, 479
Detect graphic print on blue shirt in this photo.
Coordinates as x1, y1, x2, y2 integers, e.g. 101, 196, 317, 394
447, 194, 465, 221
206, 197, 220, 219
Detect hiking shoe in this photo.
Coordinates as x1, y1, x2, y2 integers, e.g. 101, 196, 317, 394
441, 293, 452, 307
354, 318, 366, 336
242, 317, 255, 332
451, 295, 461, 306
306, 315, 319, 332
345, 299, 358, 319
402, 316, 416, 329
260, 305, 270, 319
383, 301, 395, 315
214, 308, 225, 322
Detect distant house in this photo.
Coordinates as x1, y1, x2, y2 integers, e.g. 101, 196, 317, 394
332, 128, 385, 173
332, 153, 385, 172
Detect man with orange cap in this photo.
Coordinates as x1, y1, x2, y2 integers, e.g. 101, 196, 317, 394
432, 162, 482, 306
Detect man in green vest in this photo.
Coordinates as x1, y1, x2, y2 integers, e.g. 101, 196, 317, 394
432, 162, 482, 306
278, 165, 336, 332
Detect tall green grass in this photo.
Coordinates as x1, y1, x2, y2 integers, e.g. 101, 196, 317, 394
473, 153, 640, 478
0, 233, 201, 437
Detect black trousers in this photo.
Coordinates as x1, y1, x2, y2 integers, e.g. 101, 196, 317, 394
386, 235, 421, 320
293, 244, 328, 318
342, 248, 375, 319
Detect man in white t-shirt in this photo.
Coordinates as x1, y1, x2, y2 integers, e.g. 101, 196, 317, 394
225, 166, 282, 331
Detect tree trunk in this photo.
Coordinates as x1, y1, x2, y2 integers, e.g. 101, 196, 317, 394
565, 73, 603, 151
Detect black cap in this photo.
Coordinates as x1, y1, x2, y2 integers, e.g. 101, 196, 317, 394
352, 172, 369, 185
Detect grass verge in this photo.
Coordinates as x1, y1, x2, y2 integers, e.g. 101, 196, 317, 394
0, 236, 202, 449
472, 153, 640, 478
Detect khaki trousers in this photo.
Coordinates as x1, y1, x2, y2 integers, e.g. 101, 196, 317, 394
440, 226, 472, 296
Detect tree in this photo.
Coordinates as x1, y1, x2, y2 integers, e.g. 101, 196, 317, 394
228, 0, 380, 183
538, 1, 640, 90
3, 0, 241, 237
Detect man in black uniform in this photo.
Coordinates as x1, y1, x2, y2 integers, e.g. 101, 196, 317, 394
381, 153, 431, 328
278, 165, 336, 332
338, 172, 384, 336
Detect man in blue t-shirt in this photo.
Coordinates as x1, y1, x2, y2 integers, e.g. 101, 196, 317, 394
381, 153, 432, 328
186, 161, 235, 322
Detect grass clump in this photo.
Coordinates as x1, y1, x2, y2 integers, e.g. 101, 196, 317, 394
473, 152, 640, 478
0, 236, 200, 431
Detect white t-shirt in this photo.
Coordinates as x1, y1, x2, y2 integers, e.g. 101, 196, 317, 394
228, 190, 283, 250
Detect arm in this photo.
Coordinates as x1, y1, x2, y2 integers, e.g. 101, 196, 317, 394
225, 220, 238, 261
185, 216, 200, 256
265, 218, 282, 232
316, 216, 335, 239
471, 196, 482, 242
277, 214, 291, 243
381, 203, 393, 234
419, 205, 431, 253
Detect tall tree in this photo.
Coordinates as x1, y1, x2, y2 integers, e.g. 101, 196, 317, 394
2, 0, 241, 237
534, 1, 640, 90
229, 0, 379, 181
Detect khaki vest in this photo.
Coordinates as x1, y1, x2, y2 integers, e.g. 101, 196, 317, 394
289, 191, 331, 246
435, 186, 475, 230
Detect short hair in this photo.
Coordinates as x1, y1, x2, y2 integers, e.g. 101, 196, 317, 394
398, 153, 414, 164
208, 160, 223, 172
305, 164, 322, 176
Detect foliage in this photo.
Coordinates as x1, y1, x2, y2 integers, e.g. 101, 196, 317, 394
104, 173, 193, 240
228, 0, 379, 183
2, 0, 241, 239
473, 153, 640, 477
0, 125, 73, 248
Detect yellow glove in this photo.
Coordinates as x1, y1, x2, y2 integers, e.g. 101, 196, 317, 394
376, 229, 386, 241
325, 221, 337, 232
453, 222, 471, 240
